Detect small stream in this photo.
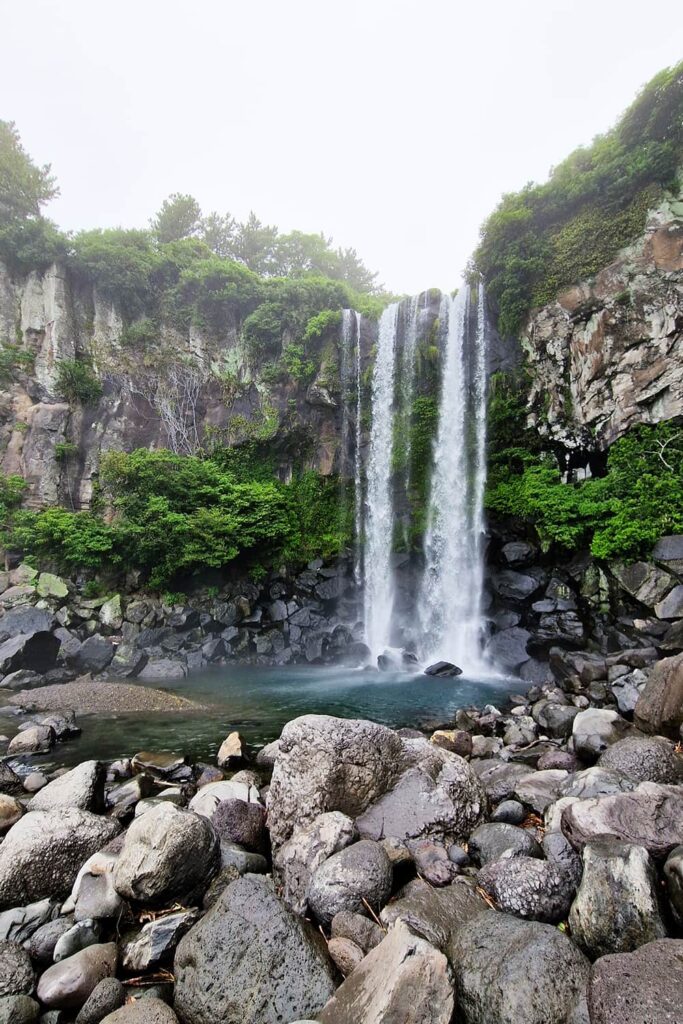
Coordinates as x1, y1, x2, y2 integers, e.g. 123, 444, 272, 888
0, 663, 519, 770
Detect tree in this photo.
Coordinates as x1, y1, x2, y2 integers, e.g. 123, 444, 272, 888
235, 212, 279, 274
151, 193, 202, 243
200, 211, 238, 259
0, 120, 58, 220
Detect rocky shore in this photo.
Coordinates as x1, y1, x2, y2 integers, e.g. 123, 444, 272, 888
1, 631, 683, 1024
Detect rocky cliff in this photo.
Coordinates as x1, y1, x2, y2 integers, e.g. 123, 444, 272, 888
524, 189, 683, 462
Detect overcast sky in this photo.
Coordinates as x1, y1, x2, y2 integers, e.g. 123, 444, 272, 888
2, 0, 681, 294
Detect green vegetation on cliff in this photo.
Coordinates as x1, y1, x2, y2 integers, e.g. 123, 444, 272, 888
475, 62, 683, 336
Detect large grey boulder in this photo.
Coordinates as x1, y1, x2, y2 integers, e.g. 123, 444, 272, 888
7, 725, 54, 756
29, 762, 105, 813
0, 942, 34, 996
0, 607, 56, 644
211, 799, 266, 852
598, 734, 682, 785
380, 878, 487, 952
0, 633, 59, 676
476, 856, 576, 923
0, 810, 120, 909
355, 750, 486, 846
72, 637, 114, 674
561, 782, 683, 858
612, 561, 674, 608
470, 759, 530, 803
484, 627, 532, 672
561, 766, 636, 800
318, 921, 454, 1024
449, 909, 589, 1024
467, 823, 542, 866
36, 943, 117, 1010
664, 845, 683, 926
188, 779, 261, 819
514, 769, 569, 813
568, 838, 666, 957
266, 715, 405, 848
634, 652, 683, 739
571, 708, 630, 762
307, 840, 392, 926
588, 939, 683, 1024
273, 811, 357, 915
173, 875, 336, 1024
113, 804, 219, 905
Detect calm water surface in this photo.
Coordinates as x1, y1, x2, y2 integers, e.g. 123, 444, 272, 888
0, 663, 519, 769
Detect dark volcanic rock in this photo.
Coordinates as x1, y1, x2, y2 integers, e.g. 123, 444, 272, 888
476, 856, 576, 923
598, 734, 682, 784
0, 633, 59, 676
588, 939, 683, 1024
307, 840, 392, 925
0, 941, 34, 997
467, 822, 542, 866
561, 782, 683, 857
174, 875, 336, 1024
424, 661, 462, 677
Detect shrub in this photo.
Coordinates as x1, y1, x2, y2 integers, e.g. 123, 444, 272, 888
55, 359, 102, 405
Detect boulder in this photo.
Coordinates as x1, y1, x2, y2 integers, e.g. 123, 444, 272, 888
561, 766, 636, 800
571, 707, 630, 762
423, 661, 462, 677
211, 799, 266, 852
561, 782, 683, 857
75, 978, 125, 1024
568, 838, 666, 957
330, 911, 383, 954
664, 845, 683, 926
0, 671, 44, 691
318, 921, 454, 1024
0, 796, 23, 834
492, 571, 543, 601
100, 999, 178, 1024
0, 607, 56, 644
430, 729, 472, 757
484, 627, 531, 672
0, 942, 34, 996
612, 561, 674, 608
120, 910, 200, 972
70, 850, 123, 922
188, 779, 261, 819
501, 541, 536, 566
98, 596, 123, 631
72, 637, 114, 674
598, 734, 682, 784
476, 856, 576, 923
266, 715, 405, 848
24, 917, 73, 963
29, 761, 105, 812
307, 840, 392, 926
490, 799, 526, 825
0, 810, 120, 909
7, 725, 54, 756
467, 822, 542, 866
0, 899, 59, 945
0, 995, 39, 1024
634, 652, 683, 739
531, 701, 579, 738
215, 732, 243, 768
174, 875, 336, 1024
448, 909, 589, 1024
611, 668, 648, 714
380, 878, 487, 952
36, 944, 117, 1010
273, 811, 357, 916
113, 804, 219, 905
470, 760, 529, 803
514, 769, 569, 813
36, 573, 69, 600
655, 584, 683, 619
0, 633, 59, 676
588, 939, 683, 1024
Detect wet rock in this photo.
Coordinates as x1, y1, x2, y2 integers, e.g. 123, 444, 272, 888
188, 779, 261, 819
634, 651, 683, 739
7, 725, 54, 756
72, 637, 114, 674
514, 769, 569, 813
489, 799, 526, 825
121, 910, 200, 972
266, 715, 405, 848
598, 734, 682, 784
612, 561, 674, 609
561, 766, 636, 800
24, 917, 73, 964
138, 659, 186, 681
536, 749, 579, 772
75, 978, 125, 1024
476, 856, 576, 922
664, 845, 683, 926
273, 811, 357, 916
0, 810, 120, 909
484, 627, 532, 672
0, 634, 59, 676
531, 701, 579, 738
569, 838, 666, 957
468, 822, 542, 866
0, 942, 34, 996
330, 911, 383, 954
113, 804, 219, 905
211, 799, 266, 852
218, 842, 268, 876
501, 541, 537, 566
37, 944, 117, 1010
30, 762, 104, 813
423, 661, 462, 677
0, 795, 23, 833
571, 707, 630, 762
380, 878, 487, 952
307, 840, 392, 926
53, 920, 101, 962
174, 875, 336, 1024
449, 909, 589, 1024
0, 899, 59, 945
430, 729, 472, 757
0, 995, 39, 1024
215, 732, 243, 768
492, 570, 543, 601
588, 939, 683, 1024
561, 782, 683, 857
469, 759, 529, 803
318, 921, 453, 1024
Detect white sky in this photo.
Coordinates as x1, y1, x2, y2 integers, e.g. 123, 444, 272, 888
2, 0, 681, 294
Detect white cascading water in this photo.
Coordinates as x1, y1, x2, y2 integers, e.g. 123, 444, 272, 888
418, 286, 488, 671
362, 302, 399, 660
352, 310, 363, 585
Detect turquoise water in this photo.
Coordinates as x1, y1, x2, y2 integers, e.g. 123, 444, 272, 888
1, 663, 520, 769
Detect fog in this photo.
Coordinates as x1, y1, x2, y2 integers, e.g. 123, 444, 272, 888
2, 0, 680, 292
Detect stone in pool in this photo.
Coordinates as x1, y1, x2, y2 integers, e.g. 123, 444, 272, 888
424, 662, 462, 678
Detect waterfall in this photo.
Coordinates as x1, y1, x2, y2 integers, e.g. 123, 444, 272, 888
418, 286, 488, 671
363, 302, 399, 660
397, 296, 419, 546
353, 310, 363, 585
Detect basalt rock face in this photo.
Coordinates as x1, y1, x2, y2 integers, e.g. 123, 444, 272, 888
524, 193, 683, 456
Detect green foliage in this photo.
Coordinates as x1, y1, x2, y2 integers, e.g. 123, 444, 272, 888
0, 343, 35, 382
0, 474, 27, 529
0, 120, 58, 220
0, 216, 68, 275
120, 318, 158, 348
284, 471, 353, 563
151, 193, 202, 244
281, 342, 315, 383
173, 256, 262, 331
476, 61, 683, 335
9, 507, 120, 570
54, 441, 78, 461
55, 359, 103, 405
303, 308, 342, 342
69, 229, 160, 318
486, 421, 683, 561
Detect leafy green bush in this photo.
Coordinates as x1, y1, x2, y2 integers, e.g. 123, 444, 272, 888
69, 229, 161, 318
0, 474, 26, 528
303, 308, 342, 341
476, 61, 683, 335
0, 343, 35, 382
55, 359, 103, 405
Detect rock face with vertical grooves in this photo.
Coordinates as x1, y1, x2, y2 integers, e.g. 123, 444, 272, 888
173, 876, 336, 1024
318, 921, 454, 1024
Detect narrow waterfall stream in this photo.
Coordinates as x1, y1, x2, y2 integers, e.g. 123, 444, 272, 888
353, 285, 490, 672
